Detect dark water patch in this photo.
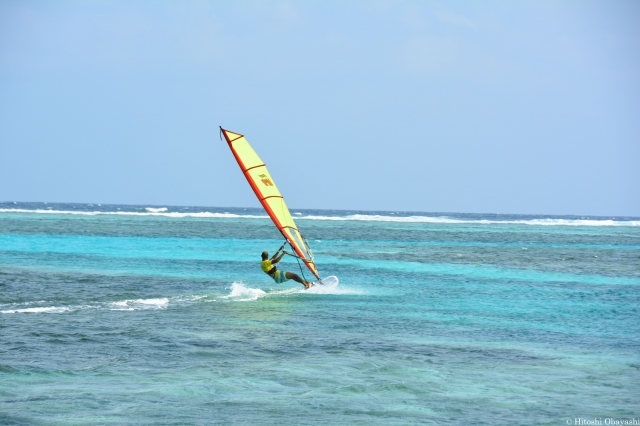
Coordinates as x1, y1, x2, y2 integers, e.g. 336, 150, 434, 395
0, 364, 18, 373
0, 252, 267, 290
0, 214, 283, 240
0, 413, 38, 426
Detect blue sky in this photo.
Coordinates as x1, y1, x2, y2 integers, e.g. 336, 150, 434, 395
1, 1, 638, 216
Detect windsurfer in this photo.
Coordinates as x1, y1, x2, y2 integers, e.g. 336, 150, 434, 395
261, 247, 314, 289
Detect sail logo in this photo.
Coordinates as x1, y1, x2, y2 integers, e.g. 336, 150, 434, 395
259, 174, 274, 186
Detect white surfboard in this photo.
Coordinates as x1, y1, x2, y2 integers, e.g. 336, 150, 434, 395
318, 276, 339, 288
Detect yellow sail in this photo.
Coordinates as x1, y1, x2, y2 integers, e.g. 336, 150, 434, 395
221, 127, 321, 280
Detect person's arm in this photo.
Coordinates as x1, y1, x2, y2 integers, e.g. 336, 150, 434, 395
270, 244, 286, 263
271, 251, 285, 263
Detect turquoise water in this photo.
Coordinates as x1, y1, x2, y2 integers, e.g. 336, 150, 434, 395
1, 203, 639, 425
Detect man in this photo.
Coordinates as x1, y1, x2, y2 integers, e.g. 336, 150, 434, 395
261, 246, 314, 289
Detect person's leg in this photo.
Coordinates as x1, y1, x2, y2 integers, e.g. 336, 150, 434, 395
274, 271, 288, 284
285, 272, 312, 288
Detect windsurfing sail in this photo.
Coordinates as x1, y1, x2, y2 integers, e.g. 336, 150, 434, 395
220, 127, 321, 280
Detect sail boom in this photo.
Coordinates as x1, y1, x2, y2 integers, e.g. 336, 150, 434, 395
245, 164, 266, 172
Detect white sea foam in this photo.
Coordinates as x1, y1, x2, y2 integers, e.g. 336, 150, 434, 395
3, 300, 49, 307
222, 283, 266, 302
173, 295, 212, 303
264, 283, 364, 296
0, 296, 209, 314
110, 298, 169, 310
0, 208, 267, 219
303, 284, 364, 296
298, 214, 640, 227
1, 208, 637, 226
221, 281, 364, 301
1, 306, 71, 314
0, 286, 359, 312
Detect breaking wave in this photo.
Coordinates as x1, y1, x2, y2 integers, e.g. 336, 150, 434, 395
220, 281, 364, 302
1, 282, 364, 312
1, 306, 71, 314
299, 214, 640, 226
0, 208, 268, 219
221, 283, 267, 302
110, 298, 169, 311
1, 208, 637, 226
2, 298, 170, 314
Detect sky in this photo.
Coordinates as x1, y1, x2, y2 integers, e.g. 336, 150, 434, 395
1, 1, 638, 216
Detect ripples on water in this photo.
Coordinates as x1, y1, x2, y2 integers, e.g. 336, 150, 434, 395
1, 202, 639, 425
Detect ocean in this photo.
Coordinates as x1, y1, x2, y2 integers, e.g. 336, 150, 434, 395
1, 202, 639, 425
